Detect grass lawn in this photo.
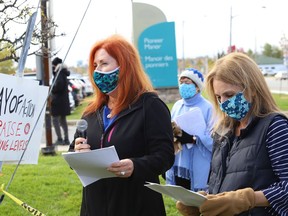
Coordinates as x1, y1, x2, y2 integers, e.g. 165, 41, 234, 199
1, 93, 287, 215
272, 94, 288, 111
0, 153, 180, 215
68, 93, 288, 120
1, 95, 181, 216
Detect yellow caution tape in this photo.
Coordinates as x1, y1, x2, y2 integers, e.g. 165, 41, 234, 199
0, 184, 46, 216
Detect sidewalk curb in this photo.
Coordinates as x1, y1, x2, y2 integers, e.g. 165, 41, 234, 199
67, 120, 78, 126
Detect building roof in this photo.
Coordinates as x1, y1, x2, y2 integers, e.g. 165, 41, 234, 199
254, 55, 283, 65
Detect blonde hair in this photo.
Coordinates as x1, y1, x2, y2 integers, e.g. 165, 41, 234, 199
84, 35, 155, 116
206, 52, 280, 132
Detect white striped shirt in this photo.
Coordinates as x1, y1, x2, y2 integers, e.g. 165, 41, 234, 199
263, 115, 288, 216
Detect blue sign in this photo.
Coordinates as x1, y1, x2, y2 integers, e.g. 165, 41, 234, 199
138, 22, 178, 88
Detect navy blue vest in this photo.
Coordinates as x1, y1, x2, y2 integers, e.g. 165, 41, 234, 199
208, 114, 282, 215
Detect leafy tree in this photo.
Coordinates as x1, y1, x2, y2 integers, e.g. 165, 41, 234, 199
272, 47, 283, 59
262, 43, 283, 59
0, 43, 15, 74
262, 43, 273, 57
217, 51, 225, 59
0, 0, 59, 64
247, 49, 254, 58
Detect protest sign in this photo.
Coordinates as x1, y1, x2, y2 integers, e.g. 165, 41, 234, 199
0, 73, 48, 164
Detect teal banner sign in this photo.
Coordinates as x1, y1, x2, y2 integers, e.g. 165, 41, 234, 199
138, 22, 178, 88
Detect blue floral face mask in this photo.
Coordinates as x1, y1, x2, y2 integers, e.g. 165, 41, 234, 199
179, 83, 197, 99
219, 91, 252, 121
93, 67, 120, 94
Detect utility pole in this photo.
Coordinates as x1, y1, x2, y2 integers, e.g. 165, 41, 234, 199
229, 6, 233, 53
41, 0, 55, 155
182, 20, 185, 71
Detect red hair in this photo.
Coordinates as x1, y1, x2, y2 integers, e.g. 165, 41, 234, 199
84, 35, 155, 116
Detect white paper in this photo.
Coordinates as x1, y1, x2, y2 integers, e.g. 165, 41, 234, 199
62, 146, 119, 187
174, 107, 206, 149
145, 182, 207, 207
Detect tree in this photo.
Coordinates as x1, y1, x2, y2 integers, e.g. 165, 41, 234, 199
262, 43, 283, 59
0, 0, 59, 64
247, 49, 254, 58
217, 51, 225, 59
262, 43, 273, 57
0, 43, 15, 74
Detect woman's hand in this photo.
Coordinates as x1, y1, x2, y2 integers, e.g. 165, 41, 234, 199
176, 201, 200, 216
107, 159, 134, 178
199, 188, 255, 216
74, 137, 91, 152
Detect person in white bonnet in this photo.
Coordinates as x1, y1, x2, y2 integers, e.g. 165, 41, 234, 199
165, 68, 214, 191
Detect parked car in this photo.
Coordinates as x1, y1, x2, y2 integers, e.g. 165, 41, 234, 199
258, 64, 286, 77
275, 71, 288, 80
73, 78, 87, 98
81, 76, 94, 96
68, 85, 75, 112
261, 68, 277, 76
23, 72, 75, 112
68, 79, 83, 107
68, 75, 94, 99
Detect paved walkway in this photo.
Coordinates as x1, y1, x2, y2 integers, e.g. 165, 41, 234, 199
40, 120, 77, 153
41, 110, 288, 153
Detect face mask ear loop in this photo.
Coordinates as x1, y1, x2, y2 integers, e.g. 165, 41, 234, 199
240, 87, 248, 101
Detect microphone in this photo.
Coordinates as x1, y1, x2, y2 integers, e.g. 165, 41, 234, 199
76, 119, 88, 139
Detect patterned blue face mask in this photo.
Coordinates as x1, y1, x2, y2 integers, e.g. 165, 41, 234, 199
93, 67, 120, 94
219, 91, 252, 121
179, 83, 197, 99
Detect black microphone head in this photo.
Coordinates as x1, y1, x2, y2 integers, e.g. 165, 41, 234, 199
76, 119, 88, 139
76, 119, 88, 132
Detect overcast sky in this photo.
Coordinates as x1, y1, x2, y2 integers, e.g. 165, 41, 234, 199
25, 0, 288, 68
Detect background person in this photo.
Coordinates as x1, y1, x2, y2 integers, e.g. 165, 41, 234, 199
176, 52, 288, 216
165, 68, 214, 191
69, 35, 175, 216
51, 57, 71, 145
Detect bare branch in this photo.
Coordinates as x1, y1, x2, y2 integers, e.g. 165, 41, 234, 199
0, 0, 62, 64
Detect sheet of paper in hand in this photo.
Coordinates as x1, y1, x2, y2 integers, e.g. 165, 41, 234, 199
174, 107, 206, 149
62, 146, 119, 187
145, 182, 207, 207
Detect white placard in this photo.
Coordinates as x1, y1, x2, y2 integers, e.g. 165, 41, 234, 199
0, 73, 49, 164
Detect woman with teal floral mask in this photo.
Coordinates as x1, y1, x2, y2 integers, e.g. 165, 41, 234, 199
93, 66, 120, 94
176, 53, 288, 216
69, 35, 174, 216
217, 86, 252, 121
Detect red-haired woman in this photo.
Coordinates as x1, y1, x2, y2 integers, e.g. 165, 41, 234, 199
69, 35, 174, 216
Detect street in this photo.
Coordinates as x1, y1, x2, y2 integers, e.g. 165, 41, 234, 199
40, 120, 77, 152
265, 77, 288, 94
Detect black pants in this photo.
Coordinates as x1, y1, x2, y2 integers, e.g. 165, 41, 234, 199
52, 115, 69, 141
